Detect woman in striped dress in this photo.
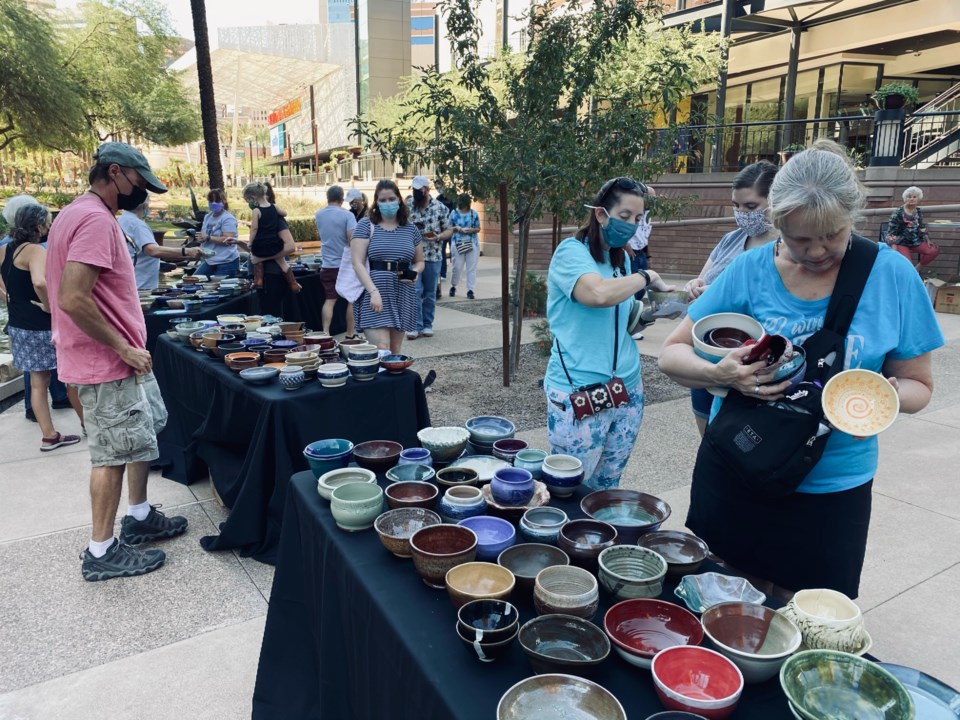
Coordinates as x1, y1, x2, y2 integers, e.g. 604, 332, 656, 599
352, 179, 425, 353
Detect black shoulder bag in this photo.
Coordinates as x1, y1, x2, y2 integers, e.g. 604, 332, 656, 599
703, 236, 879, 498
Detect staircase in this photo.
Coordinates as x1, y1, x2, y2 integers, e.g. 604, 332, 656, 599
901, 82, 960, 169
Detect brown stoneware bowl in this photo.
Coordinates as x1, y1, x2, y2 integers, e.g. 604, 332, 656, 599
636, 530, 711, 578
557, 519, 618, 572
410, 524, 478, 589
374, 508, 442, 558
262, 348, 290, 364
385, 481, 439, 510
226, 357, 258, 373
436, 466, 480, 489
497, 543, 570, 593
445, 561, 516, 609
497, 675, 626, 720
352, 440, 403, 473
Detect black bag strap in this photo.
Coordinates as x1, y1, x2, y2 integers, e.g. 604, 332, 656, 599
555, 306, 620, 391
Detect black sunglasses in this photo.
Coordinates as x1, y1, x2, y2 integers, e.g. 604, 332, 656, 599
597, 177, 648, 205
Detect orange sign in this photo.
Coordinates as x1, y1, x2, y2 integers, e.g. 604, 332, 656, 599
269, 98, 302, 126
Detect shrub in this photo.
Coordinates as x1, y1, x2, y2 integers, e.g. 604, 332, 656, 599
286, 217, 320, 242
511, 270, 548, 316
532, 319, 553, 357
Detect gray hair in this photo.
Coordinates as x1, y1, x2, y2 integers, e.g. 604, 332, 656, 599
2, 194, 40, 226
768, 139, 865, 235
902, 186, 923, 201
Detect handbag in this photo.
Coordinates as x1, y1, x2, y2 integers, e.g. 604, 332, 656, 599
556, 306, 631, 421
703, 235, 879, 498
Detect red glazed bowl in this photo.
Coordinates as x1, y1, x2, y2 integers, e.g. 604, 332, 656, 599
651, 645, 744, 720
603, 598, 703, 669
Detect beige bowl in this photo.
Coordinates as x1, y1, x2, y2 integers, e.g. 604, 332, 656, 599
822, 369, 899, 437
779, 588, 871, 655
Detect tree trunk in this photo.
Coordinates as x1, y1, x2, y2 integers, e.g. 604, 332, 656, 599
509, 215, 531, 378
190, 0, 223, 189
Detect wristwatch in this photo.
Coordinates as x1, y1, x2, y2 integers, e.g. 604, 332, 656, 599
637, 269, 651, 286
180, 246, 186, 256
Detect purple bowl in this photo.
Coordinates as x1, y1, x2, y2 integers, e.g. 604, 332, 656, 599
271, 339, 299, 349
458, 516, 517, 561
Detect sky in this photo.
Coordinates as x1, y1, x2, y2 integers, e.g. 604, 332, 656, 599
57, 0, 320, 44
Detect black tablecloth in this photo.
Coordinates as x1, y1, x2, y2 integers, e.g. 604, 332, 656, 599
252, 473, 797, 720
144, 291, 255, 353
152, 337, 430, 562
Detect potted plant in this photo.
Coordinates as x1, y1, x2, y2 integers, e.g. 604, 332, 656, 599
349, 146, 363, 158
872, 82, 920, 111
332, 150, 351, 163
778, 143, 807, 165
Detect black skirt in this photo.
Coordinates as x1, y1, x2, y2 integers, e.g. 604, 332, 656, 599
687, 438, 872, 599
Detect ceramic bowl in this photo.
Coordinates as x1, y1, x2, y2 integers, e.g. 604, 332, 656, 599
215, 342, 247, 360
701, 602, 803, 684
518, 506, 568, 545
303, 439, 354, 478
779, 588, 870, 655
347, 359, 380, 382
456, 618, 519, 663
224, 351, 260, 364
691, 313, 764, 363
822, 369, 900, 437
580, 489, 671, 543
540, 454, 585, 498
397, 447, 433, 467
270, 339, 299, 350
518, 614, 611, 677
481, 481, 551, 522
175, 321, 206, 339
438, 485, 487, 523
457, 516, 516, 561
374, 507, 442, 557
164, 329, 181, 343
188, 329, 207, 350
597, 545, 668, 601
436, 466, 480, 489
513, 449, 547, 479
497, 543, 570, 593
285, 350, 320, 364
330, 482, 384, 532
317, 361, 348, 375
637, 531, 711, 578
346, 343, 379, 362
645, 714, 711, 720
675, 573, 766, 614
262, 348, 291, 364
445, 561, 516, 609
492, 438, 529, 462
238, 366, 279, 385
603, 598, 704, 669
381, 354, 414, 373
557, 519, 618, 572
303, 331, 330, 344
316, 467, 377, 502
533, 565, 599, 620
780, 650, 914, 720
497, 674, 626, 720
704, 326, 754, 348
876, 663, 960, 720
219, 322, 247, 336
318, 370, 350, 388
652, 646, 744, 720
417, 426, 470, 462
181, 299, 202, 312
167, 317, 194, 327
457, 598, 520, 644
385, 463, 436, 484
465, 415, 516, 443
455, 455, 511, 483
409, 524, 478, 589
227, 357, 258, 373
240, 316, 263, 333
384, 481, 439, 510
352, 440, 403, 473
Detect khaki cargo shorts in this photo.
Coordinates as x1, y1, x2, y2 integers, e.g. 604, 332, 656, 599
75, 372, 168, 467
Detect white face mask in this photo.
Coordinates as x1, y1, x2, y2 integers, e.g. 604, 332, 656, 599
734, 208, 773, 238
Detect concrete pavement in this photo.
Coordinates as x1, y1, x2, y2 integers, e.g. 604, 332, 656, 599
1, 254, 959, 718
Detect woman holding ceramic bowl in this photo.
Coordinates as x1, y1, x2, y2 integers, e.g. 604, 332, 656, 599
544, 177, 673, 491
352, 179, 425, 354
684, 160, 780, 437
659, 140, 943, 598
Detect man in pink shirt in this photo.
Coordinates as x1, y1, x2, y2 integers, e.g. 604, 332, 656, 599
46, 142, 188, 581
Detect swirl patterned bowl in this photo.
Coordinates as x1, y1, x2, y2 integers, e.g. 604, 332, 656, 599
822, 369, 900, 437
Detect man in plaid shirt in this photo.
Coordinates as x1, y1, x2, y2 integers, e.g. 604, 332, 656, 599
405, 176, 453, 338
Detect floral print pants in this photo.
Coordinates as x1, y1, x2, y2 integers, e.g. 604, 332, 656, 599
545, 384, 644, 490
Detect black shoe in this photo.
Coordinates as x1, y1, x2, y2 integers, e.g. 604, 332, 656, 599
51, 399, 72, 410
25, 408, 37, 422
449, 286, 456, 297
119, 505, 189, 545
80, 539, 166, 581
467, 290, 475, 300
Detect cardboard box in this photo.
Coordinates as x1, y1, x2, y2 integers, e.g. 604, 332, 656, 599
926, 278, 960, 314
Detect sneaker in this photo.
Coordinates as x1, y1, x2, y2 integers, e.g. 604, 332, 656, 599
467, 290, 475, 300
406, 332, 420, 340
449, 286, 456, 297
421, 327, 434, 337
51, 399, 73, 410
80, 539, 166, 581
40, 432, 82, 452
25, 408, 37, 423
119, 505, 189, 545
631, 331, 645, 341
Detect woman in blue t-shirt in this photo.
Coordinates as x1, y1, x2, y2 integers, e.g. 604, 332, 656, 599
659, 140, 944, 598
544, 178, 672, 490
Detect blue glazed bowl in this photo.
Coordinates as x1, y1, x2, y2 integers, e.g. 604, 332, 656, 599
238, 366, 279, 385
459, 515, 517, 561
168, 316, 193, 327
491, 467, 535, 507
348, 361, 380, 381
385, 463, 436, 483
519, 506, 569, 545
465, 415, 516, 443
398, 448, 433, 467
541, 466, 586, 499
271, 339, 299, 349
347, 349, 379, 362
303, 439, 354, 479
181, 299, 203, 312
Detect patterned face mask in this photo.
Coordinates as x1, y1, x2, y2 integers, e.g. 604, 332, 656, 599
734, 208, 773, 238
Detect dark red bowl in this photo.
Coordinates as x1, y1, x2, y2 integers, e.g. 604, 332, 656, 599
603, 598, 703, 666
651, 645, 743, 719
352, 440, 403, 473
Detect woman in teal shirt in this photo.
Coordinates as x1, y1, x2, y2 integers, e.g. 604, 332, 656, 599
659, 140, 943, 598
545, 178, 672, 490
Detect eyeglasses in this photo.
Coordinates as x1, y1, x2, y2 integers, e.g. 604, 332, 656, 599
597, 177, 648, 205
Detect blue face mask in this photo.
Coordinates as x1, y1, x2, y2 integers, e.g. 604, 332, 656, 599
598, 208, 638, 249
379, 201, 400, 219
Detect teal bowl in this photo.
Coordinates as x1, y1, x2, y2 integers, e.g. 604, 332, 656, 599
303, 439, 354, 479
780, 650, 914, 720
386, 463, 436, 483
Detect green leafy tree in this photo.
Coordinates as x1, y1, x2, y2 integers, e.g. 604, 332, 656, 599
353, 0, 722, 377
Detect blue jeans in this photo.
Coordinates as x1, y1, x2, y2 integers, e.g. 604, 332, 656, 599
416, 260, 441, 332
440, 239, 450, 278
631, 251, 649, 300
23, 368, 68, 412
195, 258, 240, 277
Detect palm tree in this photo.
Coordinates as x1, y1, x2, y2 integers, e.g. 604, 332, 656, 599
190, 0, 223, 189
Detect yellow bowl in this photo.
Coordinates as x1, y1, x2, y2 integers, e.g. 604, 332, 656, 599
822, 369, 899, 437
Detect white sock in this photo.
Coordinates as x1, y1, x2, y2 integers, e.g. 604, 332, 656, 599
88, 537, 115, 558
127, 501, 152, 521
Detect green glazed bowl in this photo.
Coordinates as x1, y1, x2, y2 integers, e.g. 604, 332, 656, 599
780, 650, 915, 720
